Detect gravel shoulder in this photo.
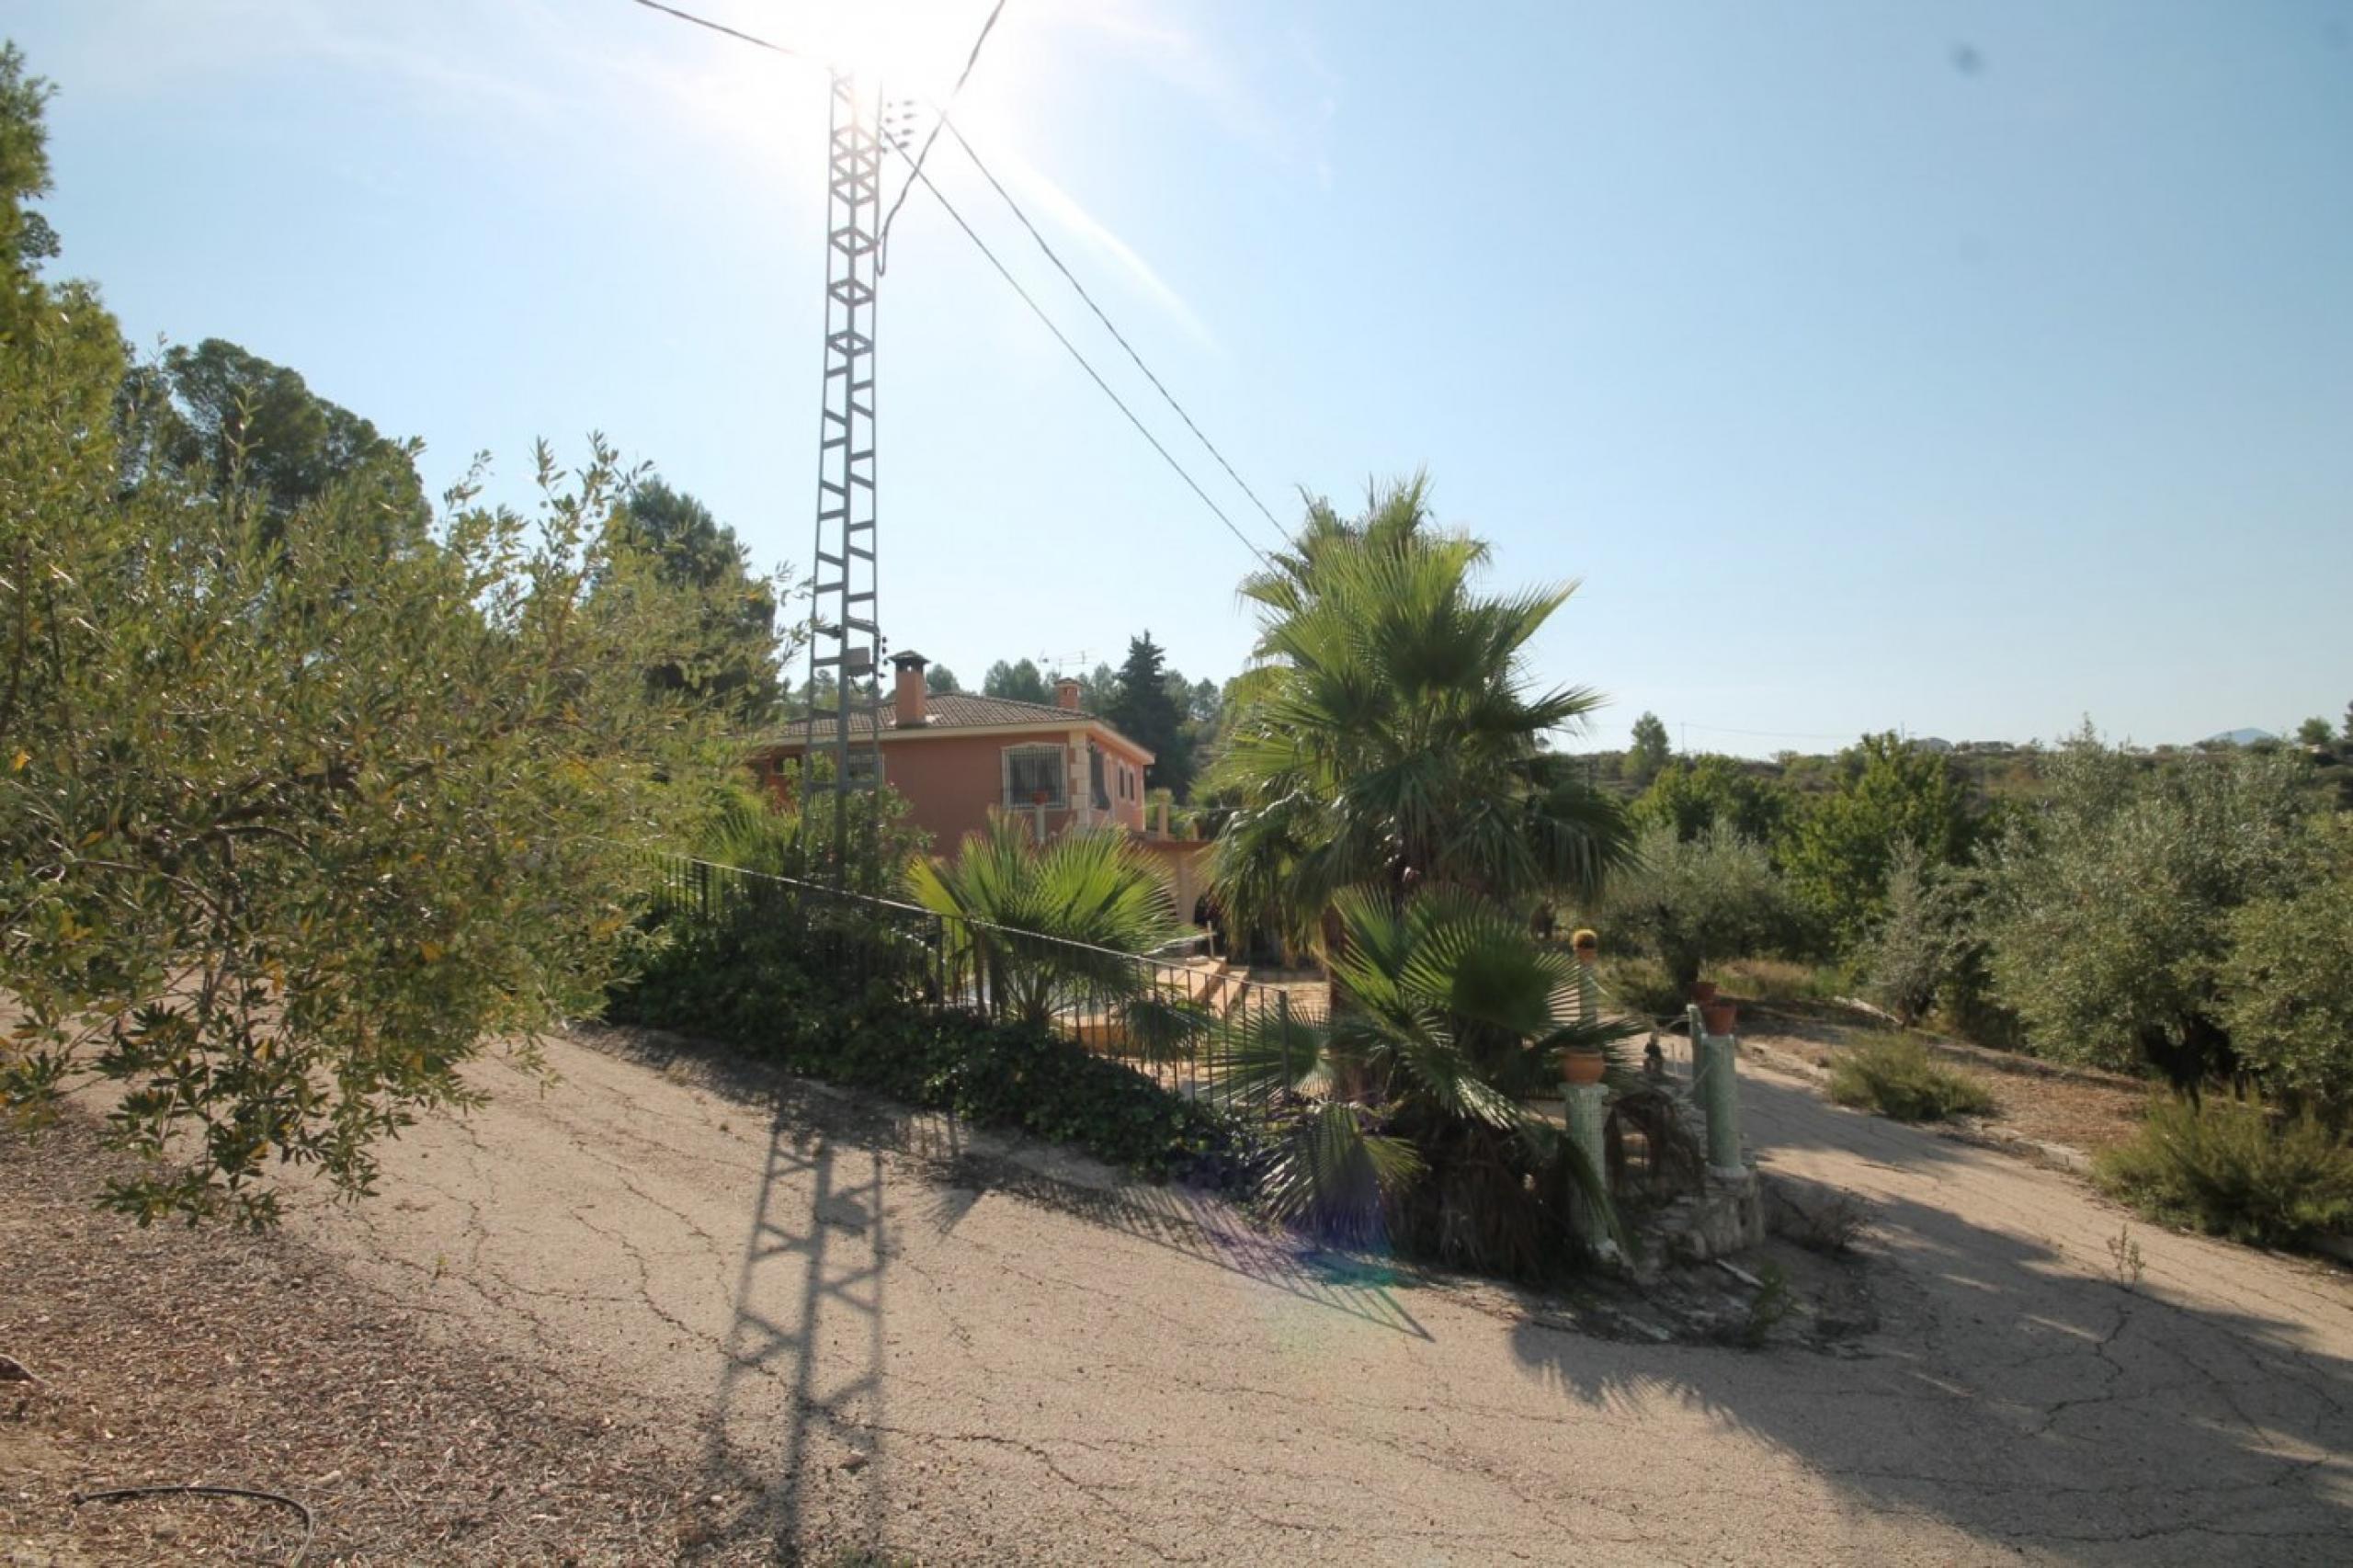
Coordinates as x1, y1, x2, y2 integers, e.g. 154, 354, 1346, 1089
8, 1024, 2352, 1565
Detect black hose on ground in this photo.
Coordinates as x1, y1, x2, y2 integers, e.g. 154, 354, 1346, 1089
71, 1483, 316, 1566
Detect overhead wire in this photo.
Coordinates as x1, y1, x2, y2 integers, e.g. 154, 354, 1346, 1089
620, 0, 1281, 568
626, 0, 801, 57
1677, 722, 1892, 742
928, 110, 1290, 540
881, 142, 1275, 568
876, 0, 1009, 269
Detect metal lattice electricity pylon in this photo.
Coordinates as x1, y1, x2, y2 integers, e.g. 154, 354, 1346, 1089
805, 70, 886, 885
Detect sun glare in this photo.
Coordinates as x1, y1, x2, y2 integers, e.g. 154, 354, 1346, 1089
804, 0, 1002, 95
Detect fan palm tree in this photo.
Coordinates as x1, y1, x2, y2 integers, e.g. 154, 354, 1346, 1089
1206, 476, 1631, 950
906, 810, 1185, 1027
1203, 479, 1644, 1272
1222, 886, 1643, 1273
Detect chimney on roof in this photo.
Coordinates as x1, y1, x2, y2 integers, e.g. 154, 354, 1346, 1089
891, 650, 928, 728
1055, 676, 1082, 711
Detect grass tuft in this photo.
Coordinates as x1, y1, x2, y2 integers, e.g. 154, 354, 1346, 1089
1826, 1033, 1995, 1122
1715, 957, 1846, 1006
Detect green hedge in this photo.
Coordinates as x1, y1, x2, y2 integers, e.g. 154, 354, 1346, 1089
607, 892, 1244, 1186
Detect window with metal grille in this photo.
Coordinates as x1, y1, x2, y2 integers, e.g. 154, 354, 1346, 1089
1004, 744, 1065, 808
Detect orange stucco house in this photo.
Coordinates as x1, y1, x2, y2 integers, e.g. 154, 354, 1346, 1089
756, 653, 1214, 918
759, 649, 1152, 839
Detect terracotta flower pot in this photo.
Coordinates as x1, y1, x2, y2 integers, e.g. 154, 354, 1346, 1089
1571, 927, 1599, 955
1562, 1049, 1607, 1086
1688, 981, 1719, 1004
1700, 1000, 1737, 1037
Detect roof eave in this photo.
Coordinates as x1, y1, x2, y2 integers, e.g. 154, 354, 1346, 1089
756, 714, 1154, 764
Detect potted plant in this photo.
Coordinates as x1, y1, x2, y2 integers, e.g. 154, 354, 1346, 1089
1571, 927, 1599, 959
1688, 979, 1719, 1005
1700, 998, 1737, 1036
1561, 1046, 1608, 1085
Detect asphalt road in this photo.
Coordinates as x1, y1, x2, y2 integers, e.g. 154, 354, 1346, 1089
288, 1026, 2353, 1565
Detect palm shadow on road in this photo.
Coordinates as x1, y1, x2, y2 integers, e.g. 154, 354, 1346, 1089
1509, 1070, 2353, 1562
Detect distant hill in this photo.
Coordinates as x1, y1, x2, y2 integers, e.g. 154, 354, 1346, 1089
2201, 728, 2278, 747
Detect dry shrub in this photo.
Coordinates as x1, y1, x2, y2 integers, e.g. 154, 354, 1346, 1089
2094, 1094, 2353, 1250
1827, 1034, 1995, 1122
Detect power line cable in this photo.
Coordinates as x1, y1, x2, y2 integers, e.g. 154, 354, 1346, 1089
883, 142, 1274, 568
1676, 721, 1898, 742
627, 0, 801, 57
621, 0, 1275, 567
929, 110, 1290, 540
876, 0, 1010, 269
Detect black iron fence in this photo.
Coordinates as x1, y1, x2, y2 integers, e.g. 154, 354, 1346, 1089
632, 851, 1736, 1228
641, 852, 1324, 1116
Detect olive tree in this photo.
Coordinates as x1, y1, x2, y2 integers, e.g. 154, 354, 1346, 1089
1600, 824, 1797, 988
3, 308, 731, 1223
1977, 731, 2310, 1085
2218, 819, 2353, 1109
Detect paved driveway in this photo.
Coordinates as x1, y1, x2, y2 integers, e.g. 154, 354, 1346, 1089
290, 1027, 2353, 1565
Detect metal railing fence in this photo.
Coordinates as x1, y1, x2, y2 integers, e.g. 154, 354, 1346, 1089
636, 853, 1740, 1190
639, 852, 1322, 1116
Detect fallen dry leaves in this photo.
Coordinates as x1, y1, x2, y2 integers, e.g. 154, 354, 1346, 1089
0, 1116, 765, 1565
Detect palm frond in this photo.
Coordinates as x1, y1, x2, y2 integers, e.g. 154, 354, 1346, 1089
1256, 1099, 1427, 1242
904, 810, 1178, 1023
1212, 1002, 1338, 1106
1122, 991, 1215, 1064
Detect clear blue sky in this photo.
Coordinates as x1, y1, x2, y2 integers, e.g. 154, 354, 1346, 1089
14, 1, 2351, 753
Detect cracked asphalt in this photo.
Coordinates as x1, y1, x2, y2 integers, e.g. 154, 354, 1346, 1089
286, 1026, 2353, 1565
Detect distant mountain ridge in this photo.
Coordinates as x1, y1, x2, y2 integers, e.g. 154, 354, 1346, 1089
2201, 727, 2279, 746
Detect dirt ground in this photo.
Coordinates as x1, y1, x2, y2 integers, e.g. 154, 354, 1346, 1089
1732, 1012, 2154, 1156
1954, 1066, 2149, 1154
1, 1117, 704, 1565
7, 1024, 2352, 1565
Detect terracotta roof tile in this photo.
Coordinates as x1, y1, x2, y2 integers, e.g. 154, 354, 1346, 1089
767, 691, 1104, 744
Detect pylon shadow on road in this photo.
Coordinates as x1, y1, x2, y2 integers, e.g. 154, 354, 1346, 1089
696, 1118, 892, 1565
587, 1022, 1432, 1341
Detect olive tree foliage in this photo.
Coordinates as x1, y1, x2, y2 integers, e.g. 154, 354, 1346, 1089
0, 77, 733, 1219
2216, 816, 2353, 1109
1597, 824, 1795, 988
1977, 729, 2311, 1086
